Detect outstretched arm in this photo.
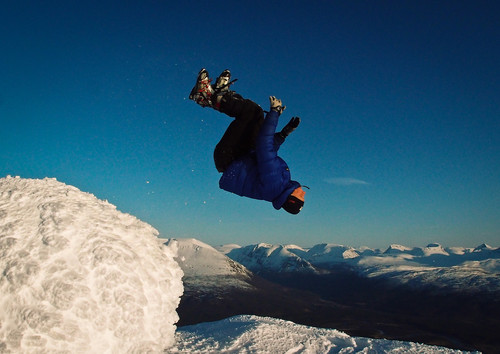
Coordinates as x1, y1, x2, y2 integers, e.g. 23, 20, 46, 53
256, 97, 285, 178
273, 116, 300, 150
280, 117, 300, 139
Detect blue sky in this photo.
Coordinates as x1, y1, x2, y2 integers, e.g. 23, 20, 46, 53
1, 1, 499, 248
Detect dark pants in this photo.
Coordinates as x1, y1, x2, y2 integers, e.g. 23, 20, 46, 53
214, 93, 264, 172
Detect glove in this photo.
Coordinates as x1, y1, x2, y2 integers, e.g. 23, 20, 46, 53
280, 117, 300, 138
269, 96, 286, 114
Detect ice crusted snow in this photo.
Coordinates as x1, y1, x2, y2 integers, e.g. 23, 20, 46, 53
173, 315, 467, 353
0, 176, 183, 353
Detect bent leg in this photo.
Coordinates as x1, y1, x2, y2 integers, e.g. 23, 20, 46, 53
214, 94, 264, 172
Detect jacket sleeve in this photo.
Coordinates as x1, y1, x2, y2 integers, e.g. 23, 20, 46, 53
256, 110, 282, 180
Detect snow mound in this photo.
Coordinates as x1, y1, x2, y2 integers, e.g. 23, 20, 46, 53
0, 176, 183, 353
173, 315, 465, 353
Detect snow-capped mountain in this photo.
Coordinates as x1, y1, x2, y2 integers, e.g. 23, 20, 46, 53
226, 243, 317, 273
221, 242, 500, 294
165, 238, 252, 291
357, 243, 500, 293
299, 243, 362, 265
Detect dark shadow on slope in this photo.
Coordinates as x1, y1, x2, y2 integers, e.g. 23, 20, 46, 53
177, 267, 499, 353
261, 266, 500, 353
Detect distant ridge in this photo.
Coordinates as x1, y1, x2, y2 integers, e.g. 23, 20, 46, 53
219, 242, 500, 293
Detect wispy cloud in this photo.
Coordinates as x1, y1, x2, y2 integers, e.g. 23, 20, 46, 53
324, 177, 371, 186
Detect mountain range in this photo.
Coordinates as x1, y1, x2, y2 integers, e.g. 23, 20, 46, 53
170, 238, 499, 353
223, 242, 500, 294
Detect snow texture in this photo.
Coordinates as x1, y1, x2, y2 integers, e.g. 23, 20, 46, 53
173, 315, 468, 353
0, 176, 183, 353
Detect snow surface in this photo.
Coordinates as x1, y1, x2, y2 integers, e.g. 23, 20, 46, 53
0, 176, 183, 352
173, 315, 469, 353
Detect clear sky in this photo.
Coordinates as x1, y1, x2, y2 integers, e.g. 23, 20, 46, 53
1, 1, 499, 249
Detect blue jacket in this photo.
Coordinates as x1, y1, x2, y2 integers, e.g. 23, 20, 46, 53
219, 110, 300, 210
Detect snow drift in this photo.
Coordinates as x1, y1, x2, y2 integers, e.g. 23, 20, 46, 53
173, 315, 465, 353
0, 176, 183, 353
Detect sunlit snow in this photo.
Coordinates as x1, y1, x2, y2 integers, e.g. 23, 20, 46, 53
0, 176, 183, 352
173, 315, 467, 353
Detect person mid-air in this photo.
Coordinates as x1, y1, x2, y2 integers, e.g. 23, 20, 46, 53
189, 68, 306, 215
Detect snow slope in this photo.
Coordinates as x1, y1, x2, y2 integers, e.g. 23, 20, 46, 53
0, 176, 183, 352
173, 315, 469, 353
166, 238, 253, 290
